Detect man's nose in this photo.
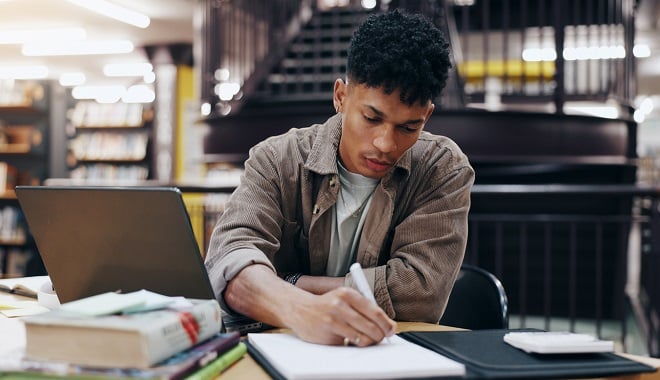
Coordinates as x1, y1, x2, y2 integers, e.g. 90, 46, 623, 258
373, 127, 397, 153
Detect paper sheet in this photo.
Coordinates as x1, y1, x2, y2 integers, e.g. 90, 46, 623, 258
247, 333, 465, 380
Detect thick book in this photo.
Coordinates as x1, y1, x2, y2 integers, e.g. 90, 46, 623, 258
247, 333, 465, 380
0, 332, 240, 379
23, 299, 223, 369
399, 329, 657, 379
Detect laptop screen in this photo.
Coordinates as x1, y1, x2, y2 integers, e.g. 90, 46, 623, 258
15, 186, 216, 304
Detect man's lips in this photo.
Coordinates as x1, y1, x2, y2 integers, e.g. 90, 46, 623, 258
365, 158, 393, 172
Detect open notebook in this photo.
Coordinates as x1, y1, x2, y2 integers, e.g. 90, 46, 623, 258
247, 333, 465, 380
15, 186, 216, 304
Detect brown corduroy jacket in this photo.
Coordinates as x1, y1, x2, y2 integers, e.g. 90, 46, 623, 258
204, 113, 474, 323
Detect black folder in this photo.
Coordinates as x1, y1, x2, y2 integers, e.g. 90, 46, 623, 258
400, 329, 656, 379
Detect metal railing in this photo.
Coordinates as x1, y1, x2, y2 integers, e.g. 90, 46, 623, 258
198, 0, 314, 117
467, 184, 658, 355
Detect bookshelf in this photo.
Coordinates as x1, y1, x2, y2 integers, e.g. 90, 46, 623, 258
66, 101, 153, 181
0, 80, 50, 278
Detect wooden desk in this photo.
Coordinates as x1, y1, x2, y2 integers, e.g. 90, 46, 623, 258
2, 292, 659, 380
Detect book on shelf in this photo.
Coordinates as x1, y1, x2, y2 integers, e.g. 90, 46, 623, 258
0, 275, 50, 298
0, 332, 241, 380
23, 298, 223, 369
0, 162, 18, 191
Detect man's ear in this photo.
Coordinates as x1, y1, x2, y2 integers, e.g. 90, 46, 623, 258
424, 102, 435, 123
333, 78, 347, 113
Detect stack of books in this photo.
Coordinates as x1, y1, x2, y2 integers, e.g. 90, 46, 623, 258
1, 291, 247, 379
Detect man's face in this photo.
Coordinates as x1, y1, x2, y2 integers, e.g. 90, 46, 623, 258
334, 79, 435, 179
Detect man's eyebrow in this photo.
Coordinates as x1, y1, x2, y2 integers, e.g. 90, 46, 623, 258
366, 105, 425, 125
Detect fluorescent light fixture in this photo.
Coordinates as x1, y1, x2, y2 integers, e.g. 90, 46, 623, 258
22, 40, 133, 56
0, 27, 85, 44
201, 102, 212, 116
522, 48, 557, 62
143, 71, 156, 84
59, 72, 86, 86
564, 104, 619, 119
0, 65, 48, 79
122, 84, 155, 103
563, 45, 625, 60
215, 82, 241, 101
67, 0, 150, 28
72, 85, 125, 102
361, 0, 377, 9
522, 44, 644, 62
214, 68, 230, 81
633, 44, 651, 58
103, 62, 153, 77
640, 97, 654, 114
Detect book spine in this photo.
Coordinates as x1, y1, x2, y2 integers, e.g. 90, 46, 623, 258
144, 300, 222, 365
183, 342, 247, 380
167, 333, 240, 380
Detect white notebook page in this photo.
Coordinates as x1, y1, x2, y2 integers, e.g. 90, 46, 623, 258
248, 333, 465, 380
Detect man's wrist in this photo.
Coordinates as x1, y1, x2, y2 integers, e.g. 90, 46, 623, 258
283, 272, 303, 286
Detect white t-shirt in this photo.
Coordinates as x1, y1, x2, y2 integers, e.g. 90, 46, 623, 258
326, 161, 379, 277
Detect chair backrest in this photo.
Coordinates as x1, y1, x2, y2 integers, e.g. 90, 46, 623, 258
440, 264, 509, 330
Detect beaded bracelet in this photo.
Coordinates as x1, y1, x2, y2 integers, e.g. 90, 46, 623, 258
284, 272, 303, 286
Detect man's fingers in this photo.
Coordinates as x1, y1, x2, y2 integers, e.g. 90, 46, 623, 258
334, 288, 394, 344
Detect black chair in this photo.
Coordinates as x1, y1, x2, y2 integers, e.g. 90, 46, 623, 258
439, 264, 509, 330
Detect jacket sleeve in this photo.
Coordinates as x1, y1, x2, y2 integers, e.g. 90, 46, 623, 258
204, 141, 285, 304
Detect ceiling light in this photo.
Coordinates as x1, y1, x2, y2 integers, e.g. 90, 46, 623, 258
0, 27, 86, 44
67, 0, 150, 28
143, 71, 156, 84
0, 65, 48, 79
564, 104, 619, 119
72, 85, 125, 103
59, 72, 86, 87
633, 44, 651, 58
103, 62, 153, 77
122, 85, 155, 103
215, 82, 241, 101
22, 40, 134, 56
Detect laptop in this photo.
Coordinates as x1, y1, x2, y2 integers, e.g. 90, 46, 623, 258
15, 186, 217, 304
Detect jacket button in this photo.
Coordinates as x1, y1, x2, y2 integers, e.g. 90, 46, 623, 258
329, 176, 337, 186
313, 204, 320, 214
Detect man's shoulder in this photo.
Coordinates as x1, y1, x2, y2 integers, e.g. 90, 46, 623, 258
415, 131, 468, 161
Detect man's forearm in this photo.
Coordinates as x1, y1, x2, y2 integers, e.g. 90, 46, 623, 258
224, 264, 311, 328
295, 275, 344, 295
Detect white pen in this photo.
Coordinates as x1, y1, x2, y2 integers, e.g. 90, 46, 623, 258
349, 262, 392, 343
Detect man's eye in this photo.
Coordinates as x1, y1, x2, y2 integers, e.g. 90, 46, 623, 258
364, 115, 378, 123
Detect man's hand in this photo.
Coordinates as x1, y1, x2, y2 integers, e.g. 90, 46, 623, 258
224, 265, 396, 346
289, 286, 396, 346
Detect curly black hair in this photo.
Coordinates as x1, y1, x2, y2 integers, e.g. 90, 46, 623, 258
346, 9, 451, 106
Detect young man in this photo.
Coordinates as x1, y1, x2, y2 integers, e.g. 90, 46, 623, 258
205, 9, 474, 347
